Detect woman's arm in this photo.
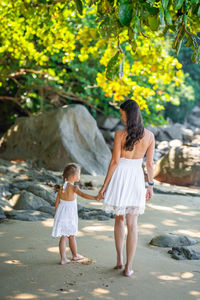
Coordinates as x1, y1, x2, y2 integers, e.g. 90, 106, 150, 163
99, 130, 122, 197
145, 134, 155, 201
54, 189, 61, 212
74, 186, 98, 200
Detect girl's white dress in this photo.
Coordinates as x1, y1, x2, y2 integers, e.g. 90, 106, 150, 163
103, 158, 146, 215
52, 181, 78, 237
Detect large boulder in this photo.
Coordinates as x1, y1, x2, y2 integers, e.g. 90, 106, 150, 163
5, 209, 52, 221
154, 146, 200, 186
187, 106, 200, 127
150, 233, 197, 248
0, 105, 111, 174
14, 190, 51, 210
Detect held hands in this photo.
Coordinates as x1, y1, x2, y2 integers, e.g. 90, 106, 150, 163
146, 186, 153, 202
95, 186, 106, 201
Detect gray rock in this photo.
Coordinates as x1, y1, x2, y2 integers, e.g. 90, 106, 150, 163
5, 209, 52, 221
14, 190, 51, 210
182, 128, 193, 142
154, 145, 200, 186
163, 123, 183, 140
37, 206, 55, 216
97, 116, 120, 130
0, 166, 9, 174
168, 247, 200, 260
100, 130, 115, 143
0, 206, 5, 215
0, 214, 6, 220
0, 105, 111, 175
149, 233, 197, 248
78, 206, 113, 220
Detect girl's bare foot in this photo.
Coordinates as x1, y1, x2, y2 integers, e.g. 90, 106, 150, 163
114, 264, 124, 270
123, 269, 134, 277
72, 254, 84, 261
60, 258, 71, 265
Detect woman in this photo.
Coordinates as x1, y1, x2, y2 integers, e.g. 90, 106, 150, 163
99, 99, 155, 277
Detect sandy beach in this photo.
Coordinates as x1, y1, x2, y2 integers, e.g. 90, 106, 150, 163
0, 190, 200, 300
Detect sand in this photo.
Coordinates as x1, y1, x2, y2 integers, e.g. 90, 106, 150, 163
0, 191, 200, 300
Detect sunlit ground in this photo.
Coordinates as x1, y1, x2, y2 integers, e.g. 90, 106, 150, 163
0, 192, 200, 300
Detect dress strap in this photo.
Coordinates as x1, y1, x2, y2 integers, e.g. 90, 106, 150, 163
62, 180, 68, 192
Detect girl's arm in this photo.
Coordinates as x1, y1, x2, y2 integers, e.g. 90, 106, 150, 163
54, 189, 61, 212
145, 134, 155, 201
99, 130, 122, 197
74, 186, 98, 200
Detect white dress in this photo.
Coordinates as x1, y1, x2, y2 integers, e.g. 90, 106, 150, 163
103, 158, 146, 215
52, 181, 78, 237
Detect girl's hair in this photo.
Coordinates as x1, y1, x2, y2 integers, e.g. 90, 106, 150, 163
120, 99, 144, 151
63, 163, 81, 182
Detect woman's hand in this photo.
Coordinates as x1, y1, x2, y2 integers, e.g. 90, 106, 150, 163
98, 186, 106, 200
146, 186, 153, 202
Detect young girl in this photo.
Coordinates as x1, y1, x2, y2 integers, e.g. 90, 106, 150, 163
52, 163, 100, 265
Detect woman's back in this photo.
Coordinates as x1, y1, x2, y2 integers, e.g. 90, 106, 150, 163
120, 128, 154, 160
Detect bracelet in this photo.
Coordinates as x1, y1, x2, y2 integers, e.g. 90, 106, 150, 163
148, 181, 154, 186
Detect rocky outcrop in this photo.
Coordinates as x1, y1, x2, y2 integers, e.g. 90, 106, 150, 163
154, 146, 200, 186
150, 233, 197, 248
168, 247, 200, 260
0, 105, 111, 175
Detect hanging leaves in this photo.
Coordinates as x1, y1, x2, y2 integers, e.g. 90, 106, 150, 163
118, 3, 133, 26
106, 51, 121, 80
74, 0, 83, 15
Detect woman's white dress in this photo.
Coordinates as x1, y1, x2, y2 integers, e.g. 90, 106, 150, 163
103, 158, 146, 215
52, 181, 78, 237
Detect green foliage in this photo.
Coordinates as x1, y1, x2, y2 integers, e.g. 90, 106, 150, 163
0, 0, 198, 129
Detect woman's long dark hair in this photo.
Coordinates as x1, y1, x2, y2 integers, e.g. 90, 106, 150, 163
120, 100, 144, 151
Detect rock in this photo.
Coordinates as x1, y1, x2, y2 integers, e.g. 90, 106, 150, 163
154, 146, 200, 186
100, 129, 115, 143
0, 214, 6, 221
12, 182, 56, 205
153, 150, 162, 161
191, 135, 200, 146
188, 106, 200, 127
0, 105, 111, 175
0, 206, 5, 216
168, 247, 200, 260
97, 116, 120, 130
0, 166, 9, 174
5, 209, 52, 221
37, 206, 55, 216
14, 190, 51, 210
182, 128, 193, 142
149, 233, 197, 248
78, 206, 113, 220
157, 141, 169, 151
163, 123, 183, 140
169, 139, 183, 148
156, 129, 170, 142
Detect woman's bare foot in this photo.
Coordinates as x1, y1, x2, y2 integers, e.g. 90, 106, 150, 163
114, 264, 124, 270
72, 254, 84, 261
60, 258, 71, 265
123, 269, 134, 277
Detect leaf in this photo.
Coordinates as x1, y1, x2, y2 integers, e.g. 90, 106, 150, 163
161, 0, 169, 9
191, 47, 200, 64
175, 0, 184, 10
99, 16, 122, 38
159, 7, 165, 25
106, 51, 120, 80
118, 3, 133, 26
164, 10, 172, 25
148, 15, 160, 31
74, 0, 83, 15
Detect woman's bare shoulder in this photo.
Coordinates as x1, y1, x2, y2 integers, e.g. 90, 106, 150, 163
115, 129, 126, 137
144, 128, 155, 139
